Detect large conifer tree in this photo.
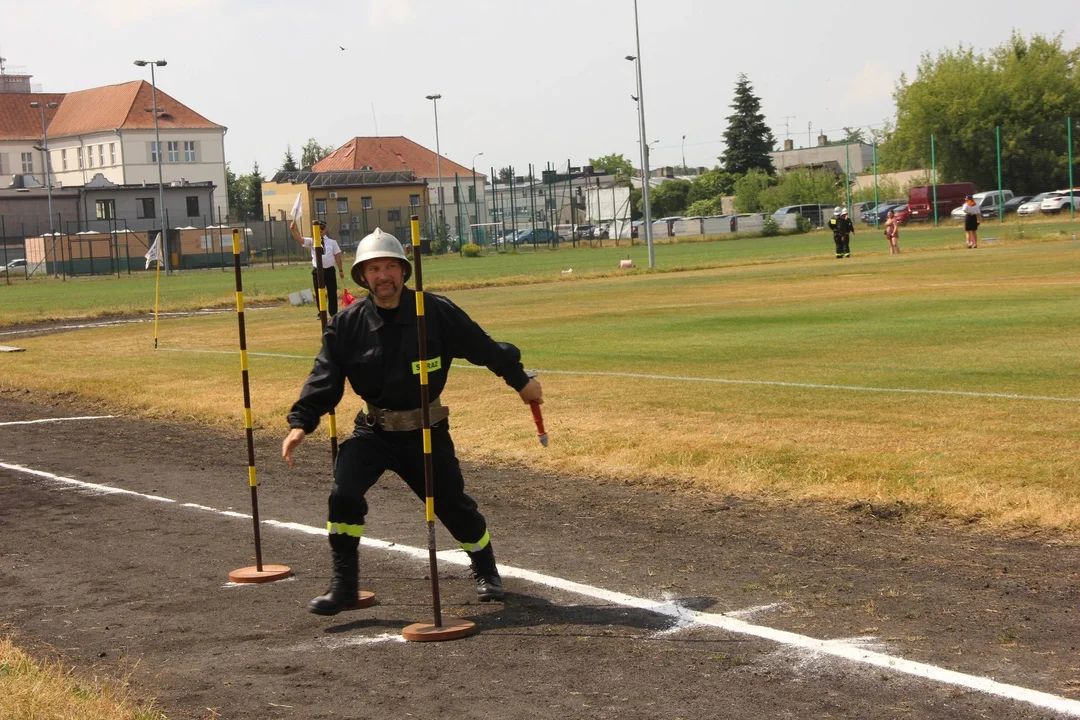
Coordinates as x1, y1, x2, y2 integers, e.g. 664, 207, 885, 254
720, 74, 777, 176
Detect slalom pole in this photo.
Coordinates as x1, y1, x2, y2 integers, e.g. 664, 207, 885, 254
403, 214, 476, 642
311, 223, 340, 466
227, 228, 292, 584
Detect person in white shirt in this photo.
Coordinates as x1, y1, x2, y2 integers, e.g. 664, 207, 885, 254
290, 220, 345, 315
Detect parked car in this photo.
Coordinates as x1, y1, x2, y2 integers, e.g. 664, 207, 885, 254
515, 228, 564, 245
999, 195, 1031, 216
0, 258, 27, 275
852, 201, 877, 218
891, 205, 911, 225
949, 190, 1015, 221
592, 223, 609, 239
862, 203, 901, 225
1041, 190, 1079, 214
908, 182, 978, 222
573, 225, 595, 240
1017, 192, 1059, 216
772, 204, 833, 228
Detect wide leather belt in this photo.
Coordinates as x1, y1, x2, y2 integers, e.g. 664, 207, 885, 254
360, 400, 449, 431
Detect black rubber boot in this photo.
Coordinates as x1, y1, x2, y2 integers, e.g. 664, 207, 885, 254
309, 535, 360, 616
468, 544, 505, 602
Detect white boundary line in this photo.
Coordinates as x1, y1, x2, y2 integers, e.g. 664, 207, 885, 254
0, 415, 117, 427
2, 459, 1078, 717
160, 347, 1080, 404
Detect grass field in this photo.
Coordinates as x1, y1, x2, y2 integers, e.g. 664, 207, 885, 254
2, 218, 1080, 534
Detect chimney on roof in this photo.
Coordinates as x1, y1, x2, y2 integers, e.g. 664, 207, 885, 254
784, 139, 794, 151
817, 134, 828, 146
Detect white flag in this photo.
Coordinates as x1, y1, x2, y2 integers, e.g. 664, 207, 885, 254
290, 192, 304, 222
145, 232, 163, 269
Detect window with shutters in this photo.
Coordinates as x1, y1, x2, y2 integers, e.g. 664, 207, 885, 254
183, 141, 196, 162
21, 152, 33, 173
167, 141, 180, 163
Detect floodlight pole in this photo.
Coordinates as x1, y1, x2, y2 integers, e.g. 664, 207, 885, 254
30, 100, 59, 277
426, 94, 446, 243
135, 59, 169, 274
631, 0, 654, 268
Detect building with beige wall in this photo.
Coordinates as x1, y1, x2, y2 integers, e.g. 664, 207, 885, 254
263, 170, 428, 246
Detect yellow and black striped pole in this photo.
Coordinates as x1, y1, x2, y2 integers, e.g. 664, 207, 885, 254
227, 228, 291, 584
402, 215, 476, 641
312, 222, 340, 465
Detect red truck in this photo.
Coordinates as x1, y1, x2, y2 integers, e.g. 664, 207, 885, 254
907, 182, 977, 222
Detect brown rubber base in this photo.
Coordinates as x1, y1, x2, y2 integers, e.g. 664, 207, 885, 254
228, 564, 293, 583
401, 618, 477, 642
349, 591, 378, 609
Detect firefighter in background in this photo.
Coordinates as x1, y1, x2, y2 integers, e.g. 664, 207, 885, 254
283, 228, 543, 615
828, 206, 843, 259
837, 208, 855, 258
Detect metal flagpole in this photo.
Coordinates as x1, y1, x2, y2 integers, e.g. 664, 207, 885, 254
227, 227, 292, 584
402, 214, 477, 643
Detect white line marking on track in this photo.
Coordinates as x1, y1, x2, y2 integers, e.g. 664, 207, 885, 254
159, 348, 1080, 404
0, 415, 117, 427
2, 460, 1079, 716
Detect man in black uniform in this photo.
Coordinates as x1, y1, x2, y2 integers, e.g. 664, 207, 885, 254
827, 206, 842, 259
838, 208, 855, 258
282, 227, 544, 615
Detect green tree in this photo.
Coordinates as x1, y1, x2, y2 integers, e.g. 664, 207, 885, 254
882, 32, 1080, 191
720, 74, 777, 176
243, 162, 265, 221
280, 145, 298, 173
687, 169, 737, 205
684, 197, 723, 217
301, 138, 333, 168
842, 127, 867, 144
640, 179, 692, 217
732, 169, 776, 212
757, 169, 843, 213
497, 166, 513, 182
225, 162, 241, 220
589, 153, 635, 180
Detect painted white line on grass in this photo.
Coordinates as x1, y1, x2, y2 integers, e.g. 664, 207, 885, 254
2, 461, 1079, 717
0, 320, 150, 337
161, 347, 1080, 404
0, 415, 117, 427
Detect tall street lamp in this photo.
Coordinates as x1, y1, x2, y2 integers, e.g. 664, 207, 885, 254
425, 94, 446, 243
134, 59, 169, 274
471, 151, 484, 244
626, 5, 654, 268
30, 100, 59, 277
681, 134, 686, 173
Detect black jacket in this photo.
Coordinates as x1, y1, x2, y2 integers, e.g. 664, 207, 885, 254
287, 290, 530, 433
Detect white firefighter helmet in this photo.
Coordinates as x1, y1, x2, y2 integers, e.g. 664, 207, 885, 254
840, 208, 849, 216
833, 206, 842, 216
351, 227, 412, 287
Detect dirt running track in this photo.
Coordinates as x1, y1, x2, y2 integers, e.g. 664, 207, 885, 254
1, 392, 1078, 719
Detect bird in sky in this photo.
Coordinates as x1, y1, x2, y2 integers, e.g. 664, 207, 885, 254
339, 46, 347, 51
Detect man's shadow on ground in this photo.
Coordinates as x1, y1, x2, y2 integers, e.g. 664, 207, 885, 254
323, 592, 722, 637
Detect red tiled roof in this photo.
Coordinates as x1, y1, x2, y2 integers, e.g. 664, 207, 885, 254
0, 93, 66, 141
45, 80, 223, 138
313, 136, 484, 179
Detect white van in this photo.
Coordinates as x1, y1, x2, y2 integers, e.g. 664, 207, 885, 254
950, 190, 1014, 220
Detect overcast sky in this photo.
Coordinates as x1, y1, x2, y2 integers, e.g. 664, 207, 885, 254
4, 0, 1077, 177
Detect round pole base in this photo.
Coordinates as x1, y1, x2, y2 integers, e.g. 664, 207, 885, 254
402, 618, 476, 642
228, 564, 293, 584
347, 591, 378, 610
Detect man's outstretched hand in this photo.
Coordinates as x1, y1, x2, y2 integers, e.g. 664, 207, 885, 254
282, 428, 306, 468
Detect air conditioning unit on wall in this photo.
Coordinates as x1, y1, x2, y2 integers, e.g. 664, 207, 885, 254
328, 191, 339, 199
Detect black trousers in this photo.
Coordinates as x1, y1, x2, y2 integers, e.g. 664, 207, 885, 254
311, 267, 338, 316
329, 422, 488, 547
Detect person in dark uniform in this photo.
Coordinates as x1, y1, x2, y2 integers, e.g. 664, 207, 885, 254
828, 206, 843, 258
282, 227, 544, 615
838, 209, 855, 258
